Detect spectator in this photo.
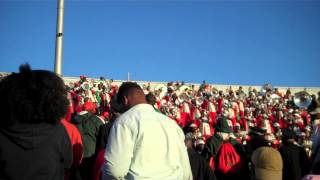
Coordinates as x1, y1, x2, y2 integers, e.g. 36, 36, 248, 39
0, 64, 73, 180
185, 133, 216, 180
279, 128, 311, 180
93, 97, 122, 180
202, 117, 250, 180
251, 147, 283, 180
245, 127, 270, 156
72, 101, 104, 180
61, 119, 83, 180
102, 82, 192, 180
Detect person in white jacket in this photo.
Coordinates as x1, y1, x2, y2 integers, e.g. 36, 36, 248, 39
102, 82, 193, 180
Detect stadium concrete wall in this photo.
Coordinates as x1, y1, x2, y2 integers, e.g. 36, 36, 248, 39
1, 72, 319, 96
62, 76, 320, 97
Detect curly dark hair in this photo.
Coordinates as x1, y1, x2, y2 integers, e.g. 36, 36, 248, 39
0, 64, 69, 127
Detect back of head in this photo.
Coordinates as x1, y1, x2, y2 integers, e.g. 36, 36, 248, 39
252, 147, 283, 180
215, 117, 233, 134
281, 128, 296, 144
117, 82, 146, 111
0, 64, 68, 127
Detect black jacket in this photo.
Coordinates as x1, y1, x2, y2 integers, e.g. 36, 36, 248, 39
0, 122, 73, 180
279, 142, 311, 180
188, 148, 216, 180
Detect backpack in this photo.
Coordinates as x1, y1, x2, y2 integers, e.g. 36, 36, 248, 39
216, 142, 242, 174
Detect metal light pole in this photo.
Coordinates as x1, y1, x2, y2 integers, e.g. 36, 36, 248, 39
54, 0, 64, 75
127, 72, 130, 81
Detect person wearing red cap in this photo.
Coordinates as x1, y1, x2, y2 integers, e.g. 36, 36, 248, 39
72, 99, 104, 180
82, 97, 97, 114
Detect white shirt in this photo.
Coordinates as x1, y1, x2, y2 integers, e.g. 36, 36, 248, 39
102, 104, 193, 180
312, 119, 320, 154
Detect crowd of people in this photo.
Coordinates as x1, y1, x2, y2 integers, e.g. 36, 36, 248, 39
1, 65, 320, 180
64, 75, 320, 179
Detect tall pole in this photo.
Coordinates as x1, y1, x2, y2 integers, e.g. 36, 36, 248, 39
54, 0, 64, 75
127, 72, 130, 81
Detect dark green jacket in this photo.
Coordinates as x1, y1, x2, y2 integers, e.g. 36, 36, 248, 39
202, 134, 239, 160
72, 111, 104, 158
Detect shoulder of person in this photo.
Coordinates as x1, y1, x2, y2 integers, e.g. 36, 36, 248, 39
91, 115, 104, 125
116, 109, 137, 125
229, 137, 240, 145
54, 122, 69, 134
212, 134, 224, 142
113, 107, 142, 128
53, 123, 72, 144
207, 135, 223, 148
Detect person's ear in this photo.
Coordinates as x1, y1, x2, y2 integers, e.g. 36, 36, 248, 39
124, 96, 129, 106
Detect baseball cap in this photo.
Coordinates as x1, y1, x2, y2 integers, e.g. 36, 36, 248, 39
252, 147, 283, 180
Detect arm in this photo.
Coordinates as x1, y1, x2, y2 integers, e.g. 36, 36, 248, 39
102, 122, 134, 180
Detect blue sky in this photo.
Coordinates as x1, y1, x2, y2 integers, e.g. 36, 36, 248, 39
0, 0, 320, 87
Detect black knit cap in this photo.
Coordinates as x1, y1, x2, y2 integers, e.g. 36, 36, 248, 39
282, 128, 295, 140
249, 127, 267, 137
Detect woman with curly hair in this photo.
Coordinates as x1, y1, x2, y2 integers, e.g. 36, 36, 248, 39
0, 64, 73, 180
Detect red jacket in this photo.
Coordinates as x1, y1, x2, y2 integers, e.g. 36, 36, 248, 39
61, 119, 83, 167
93, 149, 106, 180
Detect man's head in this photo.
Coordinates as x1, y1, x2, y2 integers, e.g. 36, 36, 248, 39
273, 122, 280, 131
84, 97, 90, 103
194, 138, 205, 153
215, 117, 233, 134
117, 82, 147, 112
234, 123, 240, 132
282, 128, 296, 143
185, 132, 194, 149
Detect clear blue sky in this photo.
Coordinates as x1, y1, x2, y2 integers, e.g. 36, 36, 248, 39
1, 0, 319, 87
